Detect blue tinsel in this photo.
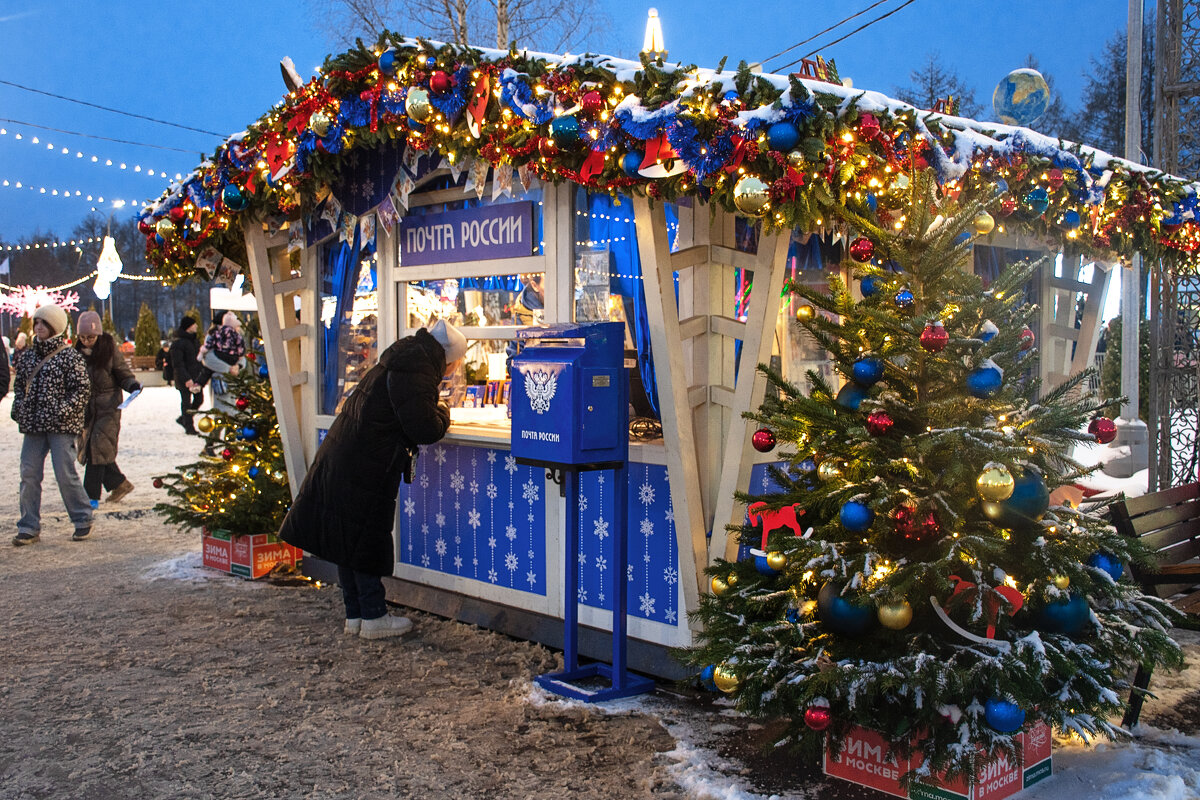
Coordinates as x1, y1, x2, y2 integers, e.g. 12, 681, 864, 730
613, 102, 676, 140
500, 74, 554, 124
339, 96, 372, 129
667, 119, 734, 181
428, 66, 473, 123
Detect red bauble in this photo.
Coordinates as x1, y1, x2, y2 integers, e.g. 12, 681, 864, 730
849, 237, 875, 263
221, 448, 235, 461
1019, 326, 1035, 352
169, 206, 187, 222
1088, 417, 1117, 444
891, 504, 919, 538
865, 411, 894, 436
137, 218, 155, 235
752, 428, 777, 453
580, 91, 604, 114
538, 137, 559, 158
246, 352, 256, 361
920, 510, 941, 540
919, 321, 949, 352
1046, 168, 1064, 189
152, 478, 164, 489
235, 396, 249, 410
804, 706, 832, 731
429, 70, 453, 94
998, 196, 1018, 217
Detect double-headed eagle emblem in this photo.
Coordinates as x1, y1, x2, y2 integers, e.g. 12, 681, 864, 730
525, 369, 557, 414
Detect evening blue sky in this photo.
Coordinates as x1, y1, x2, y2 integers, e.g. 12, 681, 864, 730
0, 1, 1133, 249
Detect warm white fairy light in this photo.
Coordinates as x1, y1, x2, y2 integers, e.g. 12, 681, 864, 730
1, 236, 103, 252
0, 178, 134, 208
0, 127, 177, 179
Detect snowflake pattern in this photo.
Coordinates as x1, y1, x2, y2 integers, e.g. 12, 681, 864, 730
434, 538, 447, 557
593, 518, 610, 540
505, 552, 519, 572
404, 498, 416, 517
521, 479, 540, 503
639, 592, 656, 617
638, 482, 655, 505
450, 471, 464, 492
640, 518, 654, 536
467, 509, 481, 529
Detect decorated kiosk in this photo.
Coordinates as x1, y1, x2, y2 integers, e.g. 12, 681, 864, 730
141, 34, 1199, 693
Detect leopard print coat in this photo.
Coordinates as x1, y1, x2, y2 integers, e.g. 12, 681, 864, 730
10, 335, 91, 435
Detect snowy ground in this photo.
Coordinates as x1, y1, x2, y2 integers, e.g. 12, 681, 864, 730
0, 385, 1196, 799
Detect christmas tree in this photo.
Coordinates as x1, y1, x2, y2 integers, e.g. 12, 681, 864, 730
154, 328, 290, 536
685, 169, 1184, 783
133, 302, 162, 356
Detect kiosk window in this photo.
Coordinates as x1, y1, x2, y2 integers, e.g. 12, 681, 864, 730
319, 242, 378, 415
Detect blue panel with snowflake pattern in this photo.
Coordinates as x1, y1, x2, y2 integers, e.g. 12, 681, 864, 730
398, 443, 548, 596
575, 463, 680, 627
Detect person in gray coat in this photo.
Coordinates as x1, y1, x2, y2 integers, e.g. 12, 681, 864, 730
74, 311, 141, 507
11, 304, 92, 545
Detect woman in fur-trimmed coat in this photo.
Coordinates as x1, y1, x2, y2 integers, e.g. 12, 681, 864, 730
74, 311, 141, 505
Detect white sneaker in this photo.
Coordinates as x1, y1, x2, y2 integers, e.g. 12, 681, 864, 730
359, 614, 413, 639
343, 618, 362, 635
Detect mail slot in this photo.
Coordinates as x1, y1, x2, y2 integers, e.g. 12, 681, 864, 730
510, 321, 627, 466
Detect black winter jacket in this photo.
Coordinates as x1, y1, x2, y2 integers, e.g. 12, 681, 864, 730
279, 329, 451, 575
0, 337, 9, 400
10, 335, 91, 435
169, 329, 206, 387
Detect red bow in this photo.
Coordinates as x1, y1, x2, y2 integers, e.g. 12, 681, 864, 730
947, 575, 1023, 639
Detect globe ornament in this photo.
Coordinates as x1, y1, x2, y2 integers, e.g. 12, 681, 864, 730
1019, 326, 1036, 352
976, 464, 1016, 502
877, 599, 913, 630
1059, 208, 1082, 231
152, 477, 164, 489
580, 90, 604, 114
817, 582, 873, 634
795, 303, 815, 320
804, 706, 832, 731
967, 364, 1003, 398
241, 425, 258, 441
751, 428, 777, 453
221, 447, 235, 461
1051, 574, 1070, 590
998, 195, 1018, 217
979, 320, 999, 342
710, 575, 729, 596
258, 364, 269, 378
754, 553, 779, 576
972, 210, 996, 235
840, 501, 874, 532
851, 357, 884, 387
1046, 168, 1065, 189
309, 111, 333, 138
377, 48, 399, 75
865, 411, 894, 436
698, 664, 718, 692
726, 572, 739, 588
733, 175, 770, 218
195, 415, 215, 434
154, 218, 175, 238
894, 288, 915, 310
835, 383, 868, 410
786, 150, 806, 170
222, 185, 247, 211
860, 275, 880, 297
1088, 417, 1117, 444
405, 87, 433, 122
1038, 593, 1090, 634
816, 460, 841, 481
712, 665, 739, 693
984, 697, 1026, 734
766, 551, 787, 572
620, 151, 643, 177
248, 466, 260, 478
428, 70, 453, 94
1002, 469, 1050, 524
919, 320, 949, 352
1023, 186, 1050, 217
992, 68, 1051, 126
849, 237, 875, 263
236, 395, 249, 410
767, 120, 800, 151
549, 114, 580, 146
1088, 551, 1124, 581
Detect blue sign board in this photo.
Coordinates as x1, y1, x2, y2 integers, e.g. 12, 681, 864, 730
399, 201, 533, 266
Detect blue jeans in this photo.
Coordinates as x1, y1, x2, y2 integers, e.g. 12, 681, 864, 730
19, 433, 93, 534
337, 567, 387, 621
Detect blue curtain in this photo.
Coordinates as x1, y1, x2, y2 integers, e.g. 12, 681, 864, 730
320, 228, 376, 414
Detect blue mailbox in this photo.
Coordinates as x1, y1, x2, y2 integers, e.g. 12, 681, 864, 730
510, 321, 627, 467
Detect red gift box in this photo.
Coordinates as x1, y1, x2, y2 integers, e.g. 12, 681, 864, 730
201, 529, 302, 579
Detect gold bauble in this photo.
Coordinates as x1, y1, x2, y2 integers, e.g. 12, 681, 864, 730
766, 551, 788, 572
877, 599, 913, 630
309, 111, 332, 137
710, 575, 729, 596
1052, 574, 1070, 590
795, 303, 815, 321
405, 87, 433, 122
976, 464, 1015, 502
726, 572, 739, 587
972, 210, 996, 235
732, 175, 770, 218
712, 665, 740, 693
786, 150, 807, 169
981, 501, 1006, 521
196, 415, 215, 434
817, 461, 841, 481
155, 218, 175, 238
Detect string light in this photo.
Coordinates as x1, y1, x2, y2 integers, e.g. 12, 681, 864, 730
0, 270, 166, 292
0, 178, 137, 209
0, 126, 183, 180
1, 236, 103, 252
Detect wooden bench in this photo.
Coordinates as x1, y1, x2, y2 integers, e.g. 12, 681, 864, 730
128, 355, 158, 371
1108, 481, 1200, 727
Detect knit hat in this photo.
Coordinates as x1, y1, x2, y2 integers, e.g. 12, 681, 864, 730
222, 311, 241, 329
32, 304, 68, 336
178, 315, 197, 335
77, 311, 103, 337
429, 319, 467, 362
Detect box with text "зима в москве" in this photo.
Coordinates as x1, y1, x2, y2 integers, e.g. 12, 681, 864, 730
201, 528, 302, 579
824, 720, 1052, 800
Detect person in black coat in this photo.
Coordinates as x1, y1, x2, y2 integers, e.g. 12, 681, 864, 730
169, 316, 206, 434
279, 320, 467, 639
0, 334, 10, 401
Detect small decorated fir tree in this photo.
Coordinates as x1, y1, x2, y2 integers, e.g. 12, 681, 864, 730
154, 330, 290, 536
133, 302, 162, 356
685, 169, 1184, 783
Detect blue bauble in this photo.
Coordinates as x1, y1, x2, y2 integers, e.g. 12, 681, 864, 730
865, 193, 878, 211
377, 48, 399, 75
852, 357, 884, 387
860, 275, 880, 297
882, 260, 903, 273
699, 664, 717, 692
1024, 186, 1050, 216
241, 425, 258, 441
967, 365, 1003, 398
1038, 593, 1090, 634
1088, 551, 1124, 581
621, 151, 643, 177
993, 69, 1050, 126
248, 466, 261, 478
817, 582, 873, 634
785, 606, 801, 624
836, 383, 868, 410
994, 178, 1009, 196
767, 121, 801, 152
549, 115, 580, 145
984, 698, 1026, 733
1002, 470, 1049, 523
840, 501, 874, 532
222, 184, 247, 211
954, 231, 972, 246
423, 56, 437, 68
257, 364, 269, 378
894, 288, 915, 309
723, 90, 740, 103
755, 554, 779, 576
1059, 209, 1081, 230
